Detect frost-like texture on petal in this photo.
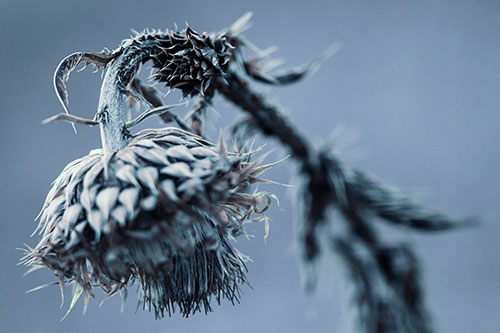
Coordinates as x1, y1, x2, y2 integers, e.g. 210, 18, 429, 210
24, 127, 271, 318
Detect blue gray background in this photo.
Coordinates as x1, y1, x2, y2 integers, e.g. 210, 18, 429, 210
1, 0, 499, 332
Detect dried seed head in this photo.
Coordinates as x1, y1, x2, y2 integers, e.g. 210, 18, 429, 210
23, 127, 275, 318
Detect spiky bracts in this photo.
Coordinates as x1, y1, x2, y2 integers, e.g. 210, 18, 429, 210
23, 127, 272, 318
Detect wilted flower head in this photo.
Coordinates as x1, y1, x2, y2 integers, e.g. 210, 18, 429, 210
23, 126, 277, 318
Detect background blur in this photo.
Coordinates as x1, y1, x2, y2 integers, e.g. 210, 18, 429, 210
1, 0, 499, 332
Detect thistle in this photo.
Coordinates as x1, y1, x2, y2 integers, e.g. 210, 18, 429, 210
22, 13, 467, 331
22, 14, 281, 319
24, 126, 275, 318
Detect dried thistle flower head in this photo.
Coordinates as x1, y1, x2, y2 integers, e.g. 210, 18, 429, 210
23, 127, 278, 318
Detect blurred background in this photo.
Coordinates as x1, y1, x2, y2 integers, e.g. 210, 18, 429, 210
1, 0, 499, 332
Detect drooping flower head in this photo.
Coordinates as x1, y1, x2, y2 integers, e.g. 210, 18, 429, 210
24, 126, 277, 318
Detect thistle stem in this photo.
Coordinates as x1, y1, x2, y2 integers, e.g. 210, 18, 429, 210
97, 65, 129, 155
97, 40, 161, 155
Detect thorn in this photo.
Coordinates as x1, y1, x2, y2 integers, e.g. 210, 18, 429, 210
59, 276, 65, 308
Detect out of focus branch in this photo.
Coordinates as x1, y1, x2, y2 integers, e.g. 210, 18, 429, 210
216, 67, 471, 332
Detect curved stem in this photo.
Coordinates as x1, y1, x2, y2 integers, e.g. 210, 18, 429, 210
97, 64, 129, 154
96, 40, 160, 154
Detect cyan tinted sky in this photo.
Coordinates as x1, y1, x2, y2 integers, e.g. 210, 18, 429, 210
1, 1, 499, 332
